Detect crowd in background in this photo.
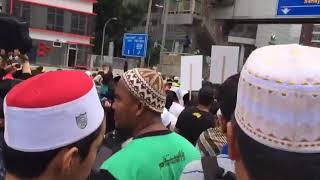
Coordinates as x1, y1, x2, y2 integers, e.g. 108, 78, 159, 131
1, 44, 320, 180
0, 48, 231, 180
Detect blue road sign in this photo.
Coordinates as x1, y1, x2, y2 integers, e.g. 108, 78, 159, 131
122, 33, 148, 58
277, 0, 320, 16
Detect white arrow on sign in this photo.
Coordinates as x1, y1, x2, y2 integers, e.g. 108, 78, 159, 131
281, 7, 291, 15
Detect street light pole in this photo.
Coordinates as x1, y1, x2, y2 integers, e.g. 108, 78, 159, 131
101, 17, 117, 63
161, 0, 169, 51
145, 0, 153, 36
160, 0, 169, 65
141, 0, 153, 68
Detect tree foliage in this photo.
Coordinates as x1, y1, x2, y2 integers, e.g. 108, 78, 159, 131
93, 0, 148, 57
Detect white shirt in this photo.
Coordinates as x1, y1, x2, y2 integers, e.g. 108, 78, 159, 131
161, 108, 177, 127
180, 154, 235, 180
169, 102, 184, 118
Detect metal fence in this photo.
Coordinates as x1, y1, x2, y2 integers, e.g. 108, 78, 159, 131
158, 51, 211, 80
88, 55, 140, 71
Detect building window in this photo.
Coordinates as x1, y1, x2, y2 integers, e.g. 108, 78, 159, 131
47, 8, 64, 32
22, 4, 31, 21
312, 25, 320, 42
313, 24, 320, 33
13, 3, 30, 21
71, 14, 86, 34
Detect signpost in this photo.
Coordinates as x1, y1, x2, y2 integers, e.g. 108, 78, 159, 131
210, 46, 239, 84
180, 55, 203, 97
122, 33, 148, 58
277, 0, 320, 16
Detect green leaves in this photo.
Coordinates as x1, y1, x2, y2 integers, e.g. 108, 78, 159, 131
93, 0, 148, 56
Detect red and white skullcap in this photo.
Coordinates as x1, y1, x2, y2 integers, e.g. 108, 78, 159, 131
4, 70, 104, 152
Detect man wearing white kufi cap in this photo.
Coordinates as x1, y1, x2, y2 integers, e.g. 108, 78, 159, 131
227, 44, 320, 180
3, 70, 106, 180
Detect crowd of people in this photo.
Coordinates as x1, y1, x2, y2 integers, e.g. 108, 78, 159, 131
0, 44, 320, 180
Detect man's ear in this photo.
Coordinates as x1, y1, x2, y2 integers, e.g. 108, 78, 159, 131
227, 121, 241, 161
58, 147, 80, 174
136, 102, 145, 117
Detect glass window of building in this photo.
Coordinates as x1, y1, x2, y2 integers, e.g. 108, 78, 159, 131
13, 3, 30, 21
71, 13, 86, 34
312, 24, 320, 43
47, 8, 64, 32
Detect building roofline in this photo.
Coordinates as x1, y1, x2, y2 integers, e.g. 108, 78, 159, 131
67, 41, 94, 47
29, 28, 95, 40
81, 0, 97, 3
18, 0, 97, 16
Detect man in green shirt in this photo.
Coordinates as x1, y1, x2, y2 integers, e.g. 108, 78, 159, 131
95, 68, 200, 180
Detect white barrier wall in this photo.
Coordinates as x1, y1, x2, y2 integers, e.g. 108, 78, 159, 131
255, 24, 302, 48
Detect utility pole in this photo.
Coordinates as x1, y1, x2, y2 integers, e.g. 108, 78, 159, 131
101, 17, 117, 63
161, 0, 169, 52
141, 0, 153, 68
159, 0, 169, 66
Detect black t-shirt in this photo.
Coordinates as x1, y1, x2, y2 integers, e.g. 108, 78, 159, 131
0, 98, 3, 119
13, 70, 32, 80
0, 69, 5, 80
175, 106, 214, 145
0, 79, 22, 99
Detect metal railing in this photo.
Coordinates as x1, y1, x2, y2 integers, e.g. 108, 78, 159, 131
158, 51, 211, 80
88, 55, 139, 71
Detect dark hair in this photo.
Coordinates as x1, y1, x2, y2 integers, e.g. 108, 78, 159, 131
102, 72, 113, 85
202, 81, 214, 89
235, 122, 320, 180
183, 92, 198, 107
0, 79, 22, 99
217, 74, 240, 121
165, 91, 178, 109
209, 100, 220, 115
198, 86, 214, 106
36, 66, 43, 72
97, 71, 104, 77
4, 125, 102, 178
0, 98, 3, 119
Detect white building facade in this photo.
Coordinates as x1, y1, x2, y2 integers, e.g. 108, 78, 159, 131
11, 0, 96, 68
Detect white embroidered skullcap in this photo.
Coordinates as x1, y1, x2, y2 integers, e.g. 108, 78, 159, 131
235, 44, 320, 153
4, 70, 104, 152
122, 68, 166, 113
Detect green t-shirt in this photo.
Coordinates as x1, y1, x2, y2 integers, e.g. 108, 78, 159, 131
101, 132, 200, 180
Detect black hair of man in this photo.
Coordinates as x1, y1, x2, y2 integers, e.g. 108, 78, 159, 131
97, 71, 104, 76
102, 72, 113, 86
183, 92, 198, 108
36, 66, 43, 72
0, 79, 22, 99
209, 100, 220, 115
202, 81, 214, 89
3, 125, 102, 179
217, 74, 240, 121
235, 122, 320, 180
165, 91, 178, 110
198, 86, 214, 107
0, 98, 3, 119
